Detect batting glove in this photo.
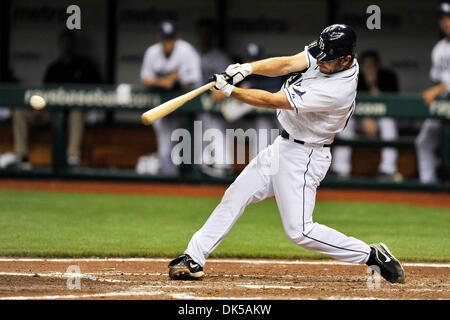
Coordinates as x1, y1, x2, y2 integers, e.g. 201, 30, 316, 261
211, 73, 234, 96
225, 63, 252, 85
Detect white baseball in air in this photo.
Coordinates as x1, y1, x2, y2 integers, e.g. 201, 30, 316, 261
29, 95, 46, 110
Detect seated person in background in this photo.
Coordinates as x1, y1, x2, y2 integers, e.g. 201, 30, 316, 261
0, 30, 101, 169
415, 2, 450, 184
238, 43, 285, 158
195, 18, 232, 178
331, 50, 402, 180
138, 20, 202, 175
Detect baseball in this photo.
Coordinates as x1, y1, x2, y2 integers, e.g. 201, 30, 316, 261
29, 95, 46, 110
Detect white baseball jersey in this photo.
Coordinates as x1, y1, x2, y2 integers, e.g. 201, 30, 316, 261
430, 37, 450, 94
279, 46, 359, 145
140, 39, 202, 86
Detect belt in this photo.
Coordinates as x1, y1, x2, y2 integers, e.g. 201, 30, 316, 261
280, 130, 332, 147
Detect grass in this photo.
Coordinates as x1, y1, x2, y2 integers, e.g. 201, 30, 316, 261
0, 190, 449, 261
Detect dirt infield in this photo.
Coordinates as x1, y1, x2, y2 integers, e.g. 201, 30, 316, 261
0, 258, 449, 300
1, 180, 449, 300
0, 179, 449, 208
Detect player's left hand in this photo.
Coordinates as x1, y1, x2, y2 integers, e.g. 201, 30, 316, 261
211, 74, 234, 96
225, 63, 252, 85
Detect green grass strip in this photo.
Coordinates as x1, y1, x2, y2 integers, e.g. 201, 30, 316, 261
0, 190, 449, 261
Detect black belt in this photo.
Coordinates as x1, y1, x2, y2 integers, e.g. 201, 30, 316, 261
280, 130, 331, 147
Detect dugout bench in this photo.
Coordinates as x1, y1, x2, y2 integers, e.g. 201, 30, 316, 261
0, 84, 448, 191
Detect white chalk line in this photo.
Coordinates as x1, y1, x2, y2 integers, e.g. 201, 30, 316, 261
0, 258, 449, 268
0, 290, 165, 300
0, 272, 127, 283
0, 274, 447, 300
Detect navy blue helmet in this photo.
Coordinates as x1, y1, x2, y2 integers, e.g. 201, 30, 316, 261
308, 24, 357, 62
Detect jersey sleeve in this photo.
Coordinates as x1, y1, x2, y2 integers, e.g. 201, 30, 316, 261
283, 82, 340, 112
430, 43, 450, 90
140, 48, 155, 81
178, 46, 203, 86
429, 46, 442, 83
304, 45, 314, 69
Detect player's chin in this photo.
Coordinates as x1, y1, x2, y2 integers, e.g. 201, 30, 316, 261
319, 66, 332, 74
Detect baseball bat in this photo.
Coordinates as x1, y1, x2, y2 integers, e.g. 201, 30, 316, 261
141, 81, 217, 125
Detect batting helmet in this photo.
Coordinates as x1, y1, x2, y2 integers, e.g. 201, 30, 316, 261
308, 24, 357, 62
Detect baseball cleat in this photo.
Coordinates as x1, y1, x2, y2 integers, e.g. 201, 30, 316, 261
366, 243, 405, 284
168, 254, 204, 280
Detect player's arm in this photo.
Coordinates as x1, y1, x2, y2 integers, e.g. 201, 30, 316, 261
423, 83, 446, 106
142, 71, 179, 90
224, 51, 308, 84
213, 74, 293, 110
250, 51, 308, 76
231, 87, 293, 110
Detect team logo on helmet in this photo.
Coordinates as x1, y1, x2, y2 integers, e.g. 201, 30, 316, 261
319, 37, 325, 50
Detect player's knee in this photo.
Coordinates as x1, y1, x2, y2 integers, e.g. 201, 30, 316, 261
284, 222, 314, 245
415, 136, 434, 152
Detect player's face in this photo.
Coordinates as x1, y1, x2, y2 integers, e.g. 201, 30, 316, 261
317, 56, 351, 74
361, 57, 379, 78
161, 38, 176, 57
440, 14, 450, 38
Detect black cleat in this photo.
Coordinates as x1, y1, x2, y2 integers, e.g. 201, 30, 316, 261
366, 243, 405, 283
168, 254, 204, 280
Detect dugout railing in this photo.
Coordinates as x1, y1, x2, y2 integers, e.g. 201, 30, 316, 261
0, 84, 448, 191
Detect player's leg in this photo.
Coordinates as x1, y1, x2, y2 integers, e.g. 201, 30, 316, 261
377, 117, 398, 176
153, 114, 180, 175
168, 140, 277, 279
196, 112, 231, 177
184, 143, 275, 266
272, 138, 371, 264
67, 110, 84, 167
415, 119, 442, 183
272, 138, 405, 282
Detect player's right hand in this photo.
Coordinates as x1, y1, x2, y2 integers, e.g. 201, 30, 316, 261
225, 63, 252, 85
211, 74, 234, 96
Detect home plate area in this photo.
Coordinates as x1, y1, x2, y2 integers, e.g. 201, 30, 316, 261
0, 258, 449, 300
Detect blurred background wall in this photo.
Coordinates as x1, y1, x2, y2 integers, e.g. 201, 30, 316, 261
5, 0, 444, 91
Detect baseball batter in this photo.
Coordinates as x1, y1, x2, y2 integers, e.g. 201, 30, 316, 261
168, 24, 405, 284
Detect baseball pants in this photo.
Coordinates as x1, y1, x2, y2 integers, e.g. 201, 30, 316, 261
152, 114, 180, 175
415, 119, 442, 183
185, 135, 371, 266
13, 108, 84, 158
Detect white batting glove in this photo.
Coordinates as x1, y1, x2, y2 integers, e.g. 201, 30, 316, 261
225, 63, 252, 85
212, 74, 234, 96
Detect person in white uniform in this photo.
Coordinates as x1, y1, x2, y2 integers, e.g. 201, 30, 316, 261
168, 25, 405, 284
332, 50, 401, 179
140, 21, 202, 175
195, 18, 233, 178
415, 2, 450, 184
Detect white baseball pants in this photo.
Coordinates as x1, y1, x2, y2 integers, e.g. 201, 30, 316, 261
185, 136, 371, 266
415, 119, 442, 183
